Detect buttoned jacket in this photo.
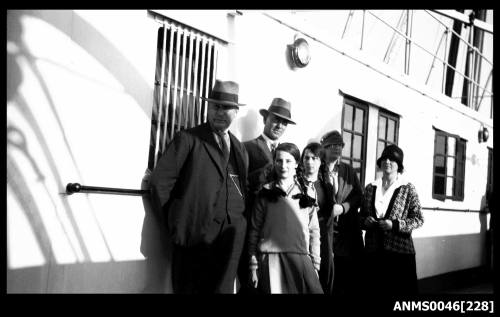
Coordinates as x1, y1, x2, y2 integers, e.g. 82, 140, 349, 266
318, 162, 364, 256
150, 122, 249, 247
244, 135, 275, 196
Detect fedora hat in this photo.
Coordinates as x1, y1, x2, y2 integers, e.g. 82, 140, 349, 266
201, 80, 245, 107
320, 130, 344, 147
259, 97, 296, 125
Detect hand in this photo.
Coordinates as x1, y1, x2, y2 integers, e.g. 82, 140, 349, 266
364, 216, 378, 228
315, 269, 319, 278
250, 268, 258, 288
378, 219, 393, 231
333, 204, 344, 217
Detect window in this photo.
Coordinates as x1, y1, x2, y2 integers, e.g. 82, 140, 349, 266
375, 110, 399, 178
147, 20, 221, 169
432, 129, 466, 201
341, 97, 368, 185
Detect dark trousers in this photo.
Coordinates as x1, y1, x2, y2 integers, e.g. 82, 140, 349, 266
171, 215, 246, 294
333, 254, 362, 295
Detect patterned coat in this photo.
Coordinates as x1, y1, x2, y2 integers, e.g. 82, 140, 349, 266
360, 180, 423, 254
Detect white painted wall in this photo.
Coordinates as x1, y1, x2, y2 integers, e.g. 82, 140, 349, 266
7, 9, 492, 292
7, 10, 157, 292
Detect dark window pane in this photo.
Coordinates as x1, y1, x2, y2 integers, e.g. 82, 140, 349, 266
343, 132, 352, 158
354, 108, 364, 133
378, 116, 387, 140
456, 162, 464, 180
434, 176, 445, 195
454, 179, 463, 198
353, 134, 362, 159
387, 119, 395, 142
435, 134, 446, 154
434, 155, 445, 174
343, 104, 353, 130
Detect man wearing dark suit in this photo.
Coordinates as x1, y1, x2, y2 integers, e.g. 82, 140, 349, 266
319, 130, 364, 295
149, 80, 249, 294
238, 97, 295, 292
244, 98, 296, 199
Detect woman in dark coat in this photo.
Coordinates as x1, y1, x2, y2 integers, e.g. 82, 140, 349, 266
297, 142, 334, 294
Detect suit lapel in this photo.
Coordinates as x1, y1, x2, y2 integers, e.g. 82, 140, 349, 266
257, 135, 273, 161
198, 123, 225, 177
230, 132, 247, 181
336, 163, 346, 202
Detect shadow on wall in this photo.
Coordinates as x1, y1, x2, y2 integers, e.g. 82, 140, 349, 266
7, 10, 157, 293
139, 170, 173, 293
7, 260, 148, 293
239, 107, 261, 142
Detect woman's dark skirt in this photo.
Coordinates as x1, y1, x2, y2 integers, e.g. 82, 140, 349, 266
364, 250, 418, 295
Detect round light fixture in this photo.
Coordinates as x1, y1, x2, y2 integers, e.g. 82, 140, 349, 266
478, 126, 489, 143
291, 37, 311, 68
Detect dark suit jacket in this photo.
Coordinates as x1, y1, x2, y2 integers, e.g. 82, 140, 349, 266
243, 135, 273, 195
318, 162, 364, 257
150, 122, 249, 247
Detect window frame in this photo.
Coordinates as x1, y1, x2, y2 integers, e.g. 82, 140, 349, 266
432, 128, 467, 201
341, 97, 369, 186
375, 109, 400, 177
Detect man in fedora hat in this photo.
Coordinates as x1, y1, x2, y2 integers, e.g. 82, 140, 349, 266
149, 79, 249, 293
317, 130, 363, 295
245, 97, 295, 196
237, 97, 295, 293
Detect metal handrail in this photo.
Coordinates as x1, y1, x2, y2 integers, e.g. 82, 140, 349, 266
66, 183, 149, 196
421, 206, 483, 213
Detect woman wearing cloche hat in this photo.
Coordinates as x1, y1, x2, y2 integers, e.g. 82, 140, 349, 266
360, 144, 424, 295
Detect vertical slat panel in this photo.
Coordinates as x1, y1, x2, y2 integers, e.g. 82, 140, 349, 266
161, 22, 175, 151
178, 29, 188, 131
212, 42, 219, 92
198, 37, 207, 125
170, 26, 182, 139
191, 35, 201, 127
203, 39, 213, 122
153, 24, 168, 166
185, 31, 194, 129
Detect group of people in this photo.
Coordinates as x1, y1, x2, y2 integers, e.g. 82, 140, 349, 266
146, 79, 424, 294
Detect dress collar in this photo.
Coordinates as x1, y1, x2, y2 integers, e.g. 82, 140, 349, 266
371, 173, 408, 188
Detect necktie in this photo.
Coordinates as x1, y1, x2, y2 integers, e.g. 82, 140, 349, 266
217, 132, 230, 163
270, 142, 277, 157
328, 165, 338, 198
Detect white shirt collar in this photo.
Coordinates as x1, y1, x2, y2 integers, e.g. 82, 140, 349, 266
261, 133, 279, 150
